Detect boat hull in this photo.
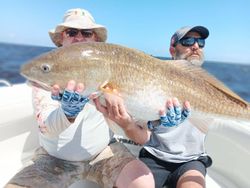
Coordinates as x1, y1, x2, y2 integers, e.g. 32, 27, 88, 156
1, 84, 250, 188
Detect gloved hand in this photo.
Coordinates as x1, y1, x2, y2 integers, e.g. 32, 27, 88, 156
52, 89, 89, 118
160, 98, 190, 127
51, 81, 90, 118
147, 98, 191, 130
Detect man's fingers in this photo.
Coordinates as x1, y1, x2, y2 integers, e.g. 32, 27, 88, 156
166, 99, 173, 109
52, 84, 60, 96
117, 102, 129, 118
173, 98, 181, 120
93, 98, 108, 117
76, 83, 84, 93
51, 85, 61, 101
172, 98, 180, 106
183, 101, 191, 110
159, 108, 165, 116
88, 91, 102, 100
66, 80, 76, 91
104, 97, 114, 117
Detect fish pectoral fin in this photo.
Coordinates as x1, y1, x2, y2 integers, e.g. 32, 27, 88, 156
189, 116, 215, 134
99, 81, 119, 94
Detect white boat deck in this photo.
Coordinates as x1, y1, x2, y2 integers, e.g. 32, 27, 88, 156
1, 84, 250, 188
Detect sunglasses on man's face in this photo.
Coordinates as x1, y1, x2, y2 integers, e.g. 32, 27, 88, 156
65, 28, 94, 38
177, 37, 205, 48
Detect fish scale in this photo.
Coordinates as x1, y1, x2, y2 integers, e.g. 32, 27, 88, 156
20, 42, 250, 128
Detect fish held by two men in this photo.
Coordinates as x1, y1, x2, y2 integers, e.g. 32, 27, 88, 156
20, 42, 250, 132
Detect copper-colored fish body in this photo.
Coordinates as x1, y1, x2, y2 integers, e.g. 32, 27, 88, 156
21, 42, 250, 126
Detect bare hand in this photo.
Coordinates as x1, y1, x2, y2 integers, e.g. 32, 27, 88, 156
93, 90, 133, 128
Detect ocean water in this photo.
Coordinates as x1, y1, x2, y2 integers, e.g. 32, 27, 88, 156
0, 42, 250, 102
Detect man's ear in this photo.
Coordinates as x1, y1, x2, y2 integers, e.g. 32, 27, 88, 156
169, 46, 175, 57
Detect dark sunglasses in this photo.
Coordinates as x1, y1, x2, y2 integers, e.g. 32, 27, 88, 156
176, 37, 205, 48
65, 28, 94, 38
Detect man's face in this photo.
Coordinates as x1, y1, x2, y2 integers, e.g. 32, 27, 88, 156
61, 28, 98, 47
172, 32, 205, 66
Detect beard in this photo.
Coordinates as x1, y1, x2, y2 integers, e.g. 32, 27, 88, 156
174, 50, 204, 67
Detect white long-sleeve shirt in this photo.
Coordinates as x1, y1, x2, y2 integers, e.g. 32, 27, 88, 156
32, 86, 112, 161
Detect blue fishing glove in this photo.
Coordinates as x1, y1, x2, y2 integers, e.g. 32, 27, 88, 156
51, 89, 89, 118
147, 104, 190, 130
160, 104, 190, 127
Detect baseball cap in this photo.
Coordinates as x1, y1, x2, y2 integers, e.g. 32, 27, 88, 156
170, 26, 209, 47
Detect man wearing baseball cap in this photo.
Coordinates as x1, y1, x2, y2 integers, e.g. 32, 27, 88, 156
5, 8, 154, 188
139, 26, 212, 188
169, 25, 209, 66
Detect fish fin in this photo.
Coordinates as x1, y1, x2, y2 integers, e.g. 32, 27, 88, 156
99, 80, 119, 94
166, 59, 249, 108
189, 116, 216, 134
200, 73, 249, 108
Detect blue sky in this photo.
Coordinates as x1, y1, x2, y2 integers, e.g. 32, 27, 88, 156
1, 0, 250, 64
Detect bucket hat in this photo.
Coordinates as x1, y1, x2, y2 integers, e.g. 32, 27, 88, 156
49, 8, 107, 47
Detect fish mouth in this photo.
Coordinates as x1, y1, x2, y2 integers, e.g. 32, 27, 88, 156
20, 65, 51, 91
26, 80, 52, 91
21, 73, 52, 91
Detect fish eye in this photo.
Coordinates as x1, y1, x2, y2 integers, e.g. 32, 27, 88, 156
41, 64, 51, 73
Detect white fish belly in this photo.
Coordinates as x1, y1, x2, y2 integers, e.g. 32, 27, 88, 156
123, 87, 168, 121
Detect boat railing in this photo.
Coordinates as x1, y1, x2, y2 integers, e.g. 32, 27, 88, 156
0, 79, 12, 87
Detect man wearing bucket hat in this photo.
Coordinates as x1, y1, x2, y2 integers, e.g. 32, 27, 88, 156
137, 26, 212, 188
5, 8, 154, 188
49, 8, 107, 47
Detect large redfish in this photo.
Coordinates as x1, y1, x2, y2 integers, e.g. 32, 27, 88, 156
20, 42, 250, 132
